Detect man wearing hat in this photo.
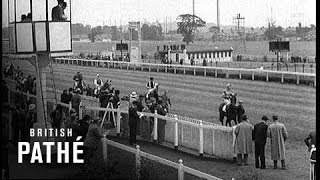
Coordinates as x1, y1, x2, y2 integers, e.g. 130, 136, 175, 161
129, 100, 141, 145
252, 116, 269, 169
267, 115, 288, 170
234, 114, 254, 165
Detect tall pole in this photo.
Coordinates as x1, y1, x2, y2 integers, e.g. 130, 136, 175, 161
217, 0, 220, 29
193, 0, 195, 24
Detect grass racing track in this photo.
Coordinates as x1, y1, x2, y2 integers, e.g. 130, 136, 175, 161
12, 60, 316, 180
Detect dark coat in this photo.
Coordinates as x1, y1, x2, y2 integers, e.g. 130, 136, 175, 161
15, 92, 26, 110
129, 105, 140, 126
11, 109, 27, 128
71, 94, 81, 109
252, 121, 268, 145
61, 92, 69, 104
51, 5, 64, 21
77, 121, 89, 142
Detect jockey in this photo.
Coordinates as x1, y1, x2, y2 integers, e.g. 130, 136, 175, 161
146, 83, 159, 101
221, 83, 235, 112
146, 77, 156, 89
222, 83, 235, 102
93, 74, 104, 94
73, 71, 83, 82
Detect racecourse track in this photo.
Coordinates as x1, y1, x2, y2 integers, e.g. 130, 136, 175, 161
10, 59, 315, 143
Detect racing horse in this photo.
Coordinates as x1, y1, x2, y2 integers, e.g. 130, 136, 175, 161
218, 95, 238, 127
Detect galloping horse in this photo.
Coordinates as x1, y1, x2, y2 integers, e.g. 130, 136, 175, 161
219, 95, 238, 127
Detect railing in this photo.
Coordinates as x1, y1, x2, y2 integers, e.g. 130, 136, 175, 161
101, 135, 222, 180
4, 77, 235, 159
53, 57, 316, 87
4, 78, 223, 180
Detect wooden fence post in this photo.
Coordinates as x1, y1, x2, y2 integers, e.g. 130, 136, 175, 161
79, 101, 83, 119
204, 68, 206, 76
297, 75, 300, 85
178, 159, 184, 180
193, 67, 196, 75
116, 109, 121, 137
153, 110, 158, 142
281, 73, 284, 83
149, 66, 151, 72
215, 69, 217, 77
174, 115, 179, 150
127, 63, 129, 70
102, 134, 108, 165
68, 101, 72, 113
165, 66, 167, 73
239, 70, 242, 79
252, 71, 255, 80
174, 66, 176, 74
266, 72, 269, 82
136, 145, 141, 180
199, 120, 204, 156
183, 67, 186, 75
226, 70, 229, 78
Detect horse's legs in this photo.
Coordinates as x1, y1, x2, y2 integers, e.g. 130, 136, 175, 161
219, 114, 224, 125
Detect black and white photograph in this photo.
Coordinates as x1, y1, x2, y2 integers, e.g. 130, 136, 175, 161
1, 0, 316, 179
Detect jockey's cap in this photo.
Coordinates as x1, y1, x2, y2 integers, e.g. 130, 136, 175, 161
226, 83, 231, 87
96, 74, 99, 77
150, 77, 154, 80
238, 100, 243, 103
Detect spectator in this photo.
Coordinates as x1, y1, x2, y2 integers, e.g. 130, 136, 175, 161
65, 108, 79, 160
129, 101, 141, 145
155, 99, 167, 144
84, 117, 103, 165
21, 14, 27, 22
111, 90, 120, 109
15, 85, 27, 111
25, 104, 37, 142
52, 0, 67, 21
252, 115, 269, 169
237, 100, 245, 124
203, 58, 207, 66
267, 115, 288, 170
50, 104, 66, 130
304, 130, 316, 152
179, 58, 183, 65
77, 114, 91, 142
11, 104, 27, 146
67, 88, 73, 103
61, 89, 69, 104
76, 114, 91, 160
71, 90, 81, 115
234, 114, 253, 166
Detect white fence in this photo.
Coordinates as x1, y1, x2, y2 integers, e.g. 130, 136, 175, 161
101, 135, 222, 180
53, 57, 316, 86
4, 78, 223, 180
4, 77, 235, 160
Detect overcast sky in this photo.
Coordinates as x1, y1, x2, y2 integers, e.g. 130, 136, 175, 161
2, 0, 316, 28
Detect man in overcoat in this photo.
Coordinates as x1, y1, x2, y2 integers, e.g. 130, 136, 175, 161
234, 114, 253, 165
129, 101, 140, 145
267, 115, 288, 170
252, 115, 269, 169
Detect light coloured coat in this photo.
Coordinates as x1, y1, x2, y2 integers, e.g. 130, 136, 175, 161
267, 121, 288, 160
234, 121, 253, 154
